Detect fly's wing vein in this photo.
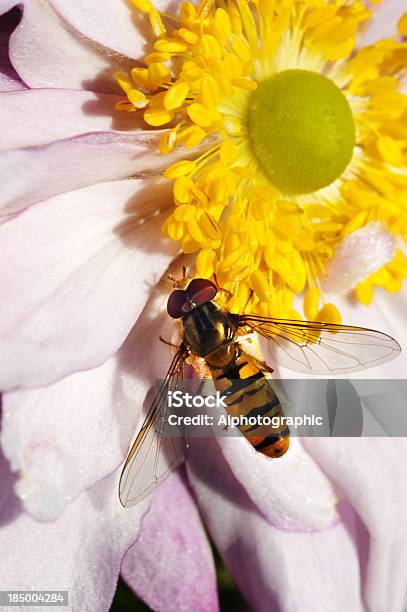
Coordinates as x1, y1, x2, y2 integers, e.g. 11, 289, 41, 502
238, 315, 401, 375
119, 349, 185, 507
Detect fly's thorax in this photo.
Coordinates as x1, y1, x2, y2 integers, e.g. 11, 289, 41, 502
182, 302, 237, 357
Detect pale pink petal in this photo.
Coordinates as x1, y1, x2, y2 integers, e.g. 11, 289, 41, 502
0, 6, 25, 91
0, 178, 177, 390
360, 0, 405, 46
0, 0, 19, 15
218, 437, 339, 531
122, 471, 219, 612
323, 223, 395, 293
0, 131, 182, 214
303, 438, 407, 612
50, 0, 150, 61
357, 377, 407, 437
187, 437, 364, 612
1, 348, 141, 521
0, 452, 148, 612
1, 279, 183, 520
0, 89, 144, 151
9, 0, 131, 93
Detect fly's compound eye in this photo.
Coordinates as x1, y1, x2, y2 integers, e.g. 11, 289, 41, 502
186, 278, 217, 306
167, 289, 191, 319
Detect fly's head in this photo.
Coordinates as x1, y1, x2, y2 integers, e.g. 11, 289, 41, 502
167, 278, 218, 319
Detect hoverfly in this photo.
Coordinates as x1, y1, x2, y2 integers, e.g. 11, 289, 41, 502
119, 277, 401, 507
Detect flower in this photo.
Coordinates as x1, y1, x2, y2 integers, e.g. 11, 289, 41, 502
0, 2, 407, 612
115, 0, 407, 322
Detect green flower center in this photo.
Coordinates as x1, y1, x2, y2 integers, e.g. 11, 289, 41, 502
247, 69, 355, 194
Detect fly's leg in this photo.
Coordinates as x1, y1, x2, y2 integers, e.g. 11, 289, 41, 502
159, 336, 179, 349
249, 355, 274, 374
160, 338, 190, 367
236, 345, 274, 374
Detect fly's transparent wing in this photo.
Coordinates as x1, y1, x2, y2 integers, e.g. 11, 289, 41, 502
119, 349, 186, 507
238, 315, 401, 375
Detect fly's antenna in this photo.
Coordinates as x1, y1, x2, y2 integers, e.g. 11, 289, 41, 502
243, 289, 254, 311
166, 274, 178, 288
213, 273, 233, 298
165, 265, 190, 289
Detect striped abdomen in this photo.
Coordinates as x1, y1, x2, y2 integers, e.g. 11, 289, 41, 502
206, 343, 290, 458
